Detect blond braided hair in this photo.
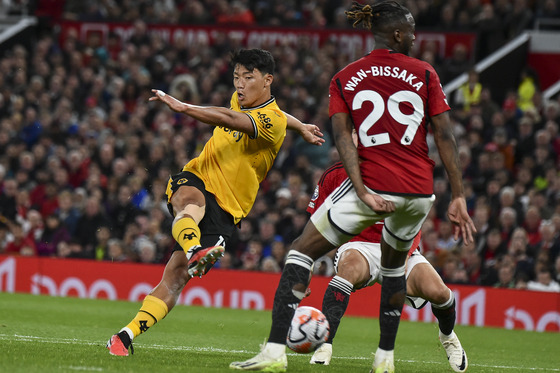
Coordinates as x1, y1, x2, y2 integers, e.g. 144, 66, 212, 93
345, 2, 374, 29
345, 1, 410, 32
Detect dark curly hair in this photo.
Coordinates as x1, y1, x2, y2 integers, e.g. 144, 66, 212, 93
345, 1, 411, 34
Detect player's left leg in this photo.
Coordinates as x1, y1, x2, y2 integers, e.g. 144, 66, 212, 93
311, 247, 372, 365
107, 251, 192, 356
407, 262, 468, 372
230, 221, 336, 372
372, 238, 408, 373
373, 193, 434, 373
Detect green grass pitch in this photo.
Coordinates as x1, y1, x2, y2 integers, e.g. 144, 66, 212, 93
0, 292, 558, 372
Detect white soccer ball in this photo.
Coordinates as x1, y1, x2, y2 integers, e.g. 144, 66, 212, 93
286, 306, 330, 354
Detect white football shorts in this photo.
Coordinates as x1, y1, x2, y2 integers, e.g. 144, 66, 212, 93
333, 241, 429, 309
310, 178, 435, 252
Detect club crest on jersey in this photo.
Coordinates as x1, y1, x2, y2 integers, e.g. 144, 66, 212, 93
257, 112, 273, 129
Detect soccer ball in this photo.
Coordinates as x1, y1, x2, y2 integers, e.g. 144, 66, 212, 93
286, 306, 330, 354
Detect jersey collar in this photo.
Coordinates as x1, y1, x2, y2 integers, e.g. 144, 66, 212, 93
240, 96, 275, 111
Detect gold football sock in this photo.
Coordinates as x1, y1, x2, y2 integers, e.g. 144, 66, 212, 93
126, 295, 169, 338
172, 217, 201, 254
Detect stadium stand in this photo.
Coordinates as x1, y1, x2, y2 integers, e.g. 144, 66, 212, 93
0, 0, 559, 292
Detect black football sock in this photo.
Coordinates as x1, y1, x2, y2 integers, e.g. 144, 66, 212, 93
268, 250, 313, 344
432, 290, 456, 336
378, 266, 406, 351
321, 276, 352, 344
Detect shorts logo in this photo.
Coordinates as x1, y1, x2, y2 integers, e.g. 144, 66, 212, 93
176, 178, 188, 185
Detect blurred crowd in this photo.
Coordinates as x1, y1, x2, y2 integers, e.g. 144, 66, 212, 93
0, 0, 560, 293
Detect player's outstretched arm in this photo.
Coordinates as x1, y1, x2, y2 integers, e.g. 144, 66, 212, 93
431, 111, 476, 244
332, 112, 394, 214
149, 89, 256, 135
284, 111, 325, 146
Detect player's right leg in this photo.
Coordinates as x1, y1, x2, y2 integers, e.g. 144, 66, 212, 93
310, 246, 372, 365
230, 222, 336, 371
407, 261, 468, 372
166, 172, 225, 278
107, 251, 191, 356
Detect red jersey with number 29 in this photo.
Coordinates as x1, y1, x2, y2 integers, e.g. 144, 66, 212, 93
329, 49, 450, 196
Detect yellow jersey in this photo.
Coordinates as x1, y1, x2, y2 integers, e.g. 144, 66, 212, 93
183, 92, 287, 223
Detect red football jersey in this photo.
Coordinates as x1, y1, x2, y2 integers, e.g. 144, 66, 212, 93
308, 162, 420, 254
329, 49, 450, 196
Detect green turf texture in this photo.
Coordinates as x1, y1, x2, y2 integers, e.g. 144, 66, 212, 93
0, 292, 558, 372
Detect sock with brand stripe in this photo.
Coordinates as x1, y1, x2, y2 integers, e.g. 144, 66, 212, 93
125, 295, 169, 339
172, 217, 201, 255
268, 250, 314, 344
378, 265, 406, 351
322, 275, 352, 344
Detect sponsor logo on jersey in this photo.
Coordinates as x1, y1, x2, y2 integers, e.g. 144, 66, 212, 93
257, 112, 273, 129
176, 178, 188, 185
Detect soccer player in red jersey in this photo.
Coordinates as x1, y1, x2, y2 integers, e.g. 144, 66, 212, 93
231, 2, 475, 372
307, 162, 467, 372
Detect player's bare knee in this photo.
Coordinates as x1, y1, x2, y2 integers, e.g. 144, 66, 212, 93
173, 204, 205, 225
433, 286, 452, 305
338, 250, 368, 286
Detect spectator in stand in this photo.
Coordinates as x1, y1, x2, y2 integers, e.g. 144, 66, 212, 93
455, 69, 482, 113
4, 221, 37, 256
216, 0, 256, 25
74, 196, 111, 256
36, 214, 71, 256
441, 43, 470, 84
107, 184, 140, 239
523, 206, 543, 248
508, 227, 535, 280
527, 267, 560, 292
55, 190, 81, 236
532, 219, 560, 259
0, 178, 18, 221
437, 220, 460, 251
135, 236, 158, 264
93, 225, 111, 261
515, 115, 536, 165
480, 228, 507, 267
517, 68, 539, 113
498, 206, 518, 243
474, 3, 507, 61
494, 262, 516, 288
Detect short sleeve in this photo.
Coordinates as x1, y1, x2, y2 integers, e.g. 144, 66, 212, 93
329, 76, 350, 118
245, 108, 286, 142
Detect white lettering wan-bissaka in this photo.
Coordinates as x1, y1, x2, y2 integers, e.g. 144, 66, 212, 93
344, 66, 424, 92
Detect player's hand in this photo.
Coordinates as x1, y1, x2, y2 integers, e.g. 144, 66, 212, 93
149, 89, 185, 112
447, 197, 477, 245
299, 123, 325, 146
359, 192, 395, 214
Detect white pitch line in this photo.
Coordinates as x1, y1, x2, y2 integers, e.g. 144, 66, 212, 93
1, 334, 559, 372
66, 366, 103, 371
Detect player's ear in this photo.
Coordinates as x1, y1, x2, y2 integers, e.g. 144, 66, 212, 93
264, 73, 273, 88
393, 29, 402, 43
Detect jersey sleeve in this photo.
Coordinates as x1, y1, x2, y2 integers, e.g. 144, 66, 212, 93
329, 76, 350, 117
426, 66, 450, 117
245, 108, 287, 142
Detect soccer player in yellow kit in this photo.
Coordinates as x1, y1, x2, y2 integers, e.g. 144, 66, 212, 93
106, 49, 324, 356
